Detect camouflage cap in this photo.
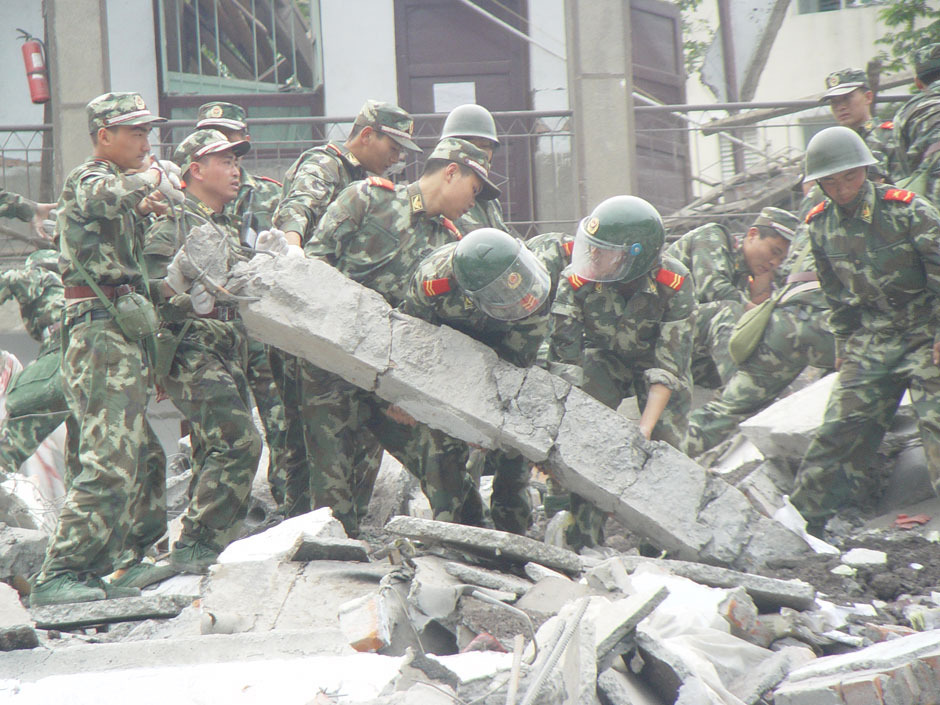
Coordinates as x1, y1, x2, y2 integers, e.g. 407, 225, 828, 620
751, 206, 799, 241
87, 92, 167, 133
912, 43, 940, 80
822, 68, 869, 99
172, 129, 250, 174
196, 101, 248, 131
354, 99, 420, 151
429, 137, 500, 201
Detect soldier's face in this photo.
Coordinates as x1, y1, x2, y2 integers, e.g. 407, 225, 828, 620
818, 167, 867, 206
440, 166, 482, 220
360, 130, 403, 175
98, 125, 152, 170
192, 152, 241, 204
742, 229, 790, 276
828, 89, 873, 128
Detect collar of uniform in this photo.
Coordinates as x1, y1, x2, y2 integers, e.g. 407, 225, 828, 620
859, 118, 875, 135
326, 142, 364, 176
184, 194, 225, 221
406, 182, 426, 215
835, 179, 875, 224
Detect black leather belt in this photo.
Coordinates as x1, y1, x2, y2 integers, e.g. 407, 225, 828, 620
201, 306, 238, 322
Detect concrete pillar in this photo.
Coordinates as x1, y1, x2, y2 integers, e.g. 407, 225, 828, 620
564, 0, 637, 216
45, 0, 110, 187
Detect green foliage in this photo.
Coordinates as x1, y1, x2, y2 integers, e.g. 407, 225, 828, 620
674, 0, 715, 77
876, 0, 940, 74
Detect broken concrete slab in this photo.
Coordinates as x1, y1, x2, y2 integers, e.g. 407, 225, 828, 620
234, 255, 809, 571
217, 507, 347, 565
515, 576, 599, 618
338, 591, 393, 652
736, 459, 793, 518
597, 666, 668, 705
291, 536, 369, 563
443, 561, 533, 597
595, 587, 669, 672
740, 374, 836, 458
0, 525, 46, 582
29, 594, 192, 630
0, 582, 38, 651
585, 555, 817, 611
385, 516, 582, 573
727, 646, 816, 705
525, 562, 573, 583
363, 452, 416, 528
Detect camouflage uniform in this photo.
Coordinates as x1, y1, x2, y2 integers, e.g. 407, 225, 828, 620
0, 189, 36, 222
35, 92, 169, 593
401, 232, 571, 532
685, 222, 836, 456
893, 78, 940, 205
0, 252, 69, 475
301, 138, 493, 536
144, 195, 262, 554
457, 198, 512, 236
790, 181, 940, 527
546, 256, 694, 548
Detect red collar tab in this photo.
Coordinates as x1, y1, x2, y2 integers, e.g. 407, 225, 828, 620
422, 278, 452, 297
568, 273, 587, 290
805, 201, 828, 223
880, 121, 894, 130
884, 188, 915, 204
654, 267, 685, 291
562, 240, 574, 257
441, 217, 461, 239
367, 176, 395, 190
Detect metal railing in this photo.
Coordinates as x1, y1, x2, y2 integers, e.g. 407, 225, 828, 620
0, 125, 53, 262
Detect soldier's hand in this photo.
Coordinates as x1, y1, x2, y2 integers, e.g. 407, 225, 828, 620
933, 341, 940, 366
285, 244, 305, 259
165, 249, 190, 294
190, 280, 216, 315
136, 191, 169, 217
255, 228, 289, 255
36, 208, 57, 240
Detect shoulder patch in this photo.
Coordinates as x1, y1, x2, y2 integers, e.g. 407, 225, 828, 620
441, 217, 461, 239
367, 176, 395, 190
654, 267, 685, 291
422, 277, 452, 297
880, 121, 894, 130
805, 201, 828, 223
257, 175, 282, 187
884, 188, 915, 204
568, 273, 587, 290
562, 240, 574, 257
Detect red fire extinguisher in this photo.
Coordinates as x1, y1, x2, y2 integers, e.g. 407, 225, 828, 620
18, 29, 50, 104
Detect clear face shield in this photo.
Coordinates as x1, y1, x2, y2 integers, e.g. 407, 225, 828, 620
465, 244, 551, 321
569, 217, 642, 282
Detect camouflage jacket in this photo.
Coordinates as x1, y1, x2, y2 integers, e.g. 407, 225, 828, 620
548, 256, 695, 392
806, 181, 940, 346
228, 168, 282, 234
664, 223, 750, 305
892, 79, 940, 202
456, 198, 515, 237
0, 189, 35, 222
0, 259, 64, 343
306, 177, 461, 307
273, 142, 366, 242
401, 232, 572, 368
857, 118, 900, 182
56, 157, 155, 299
144, 195, 247, 325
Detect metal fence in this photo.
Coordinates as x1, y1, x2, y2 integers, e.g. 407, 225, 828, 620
0, 125, 52, 262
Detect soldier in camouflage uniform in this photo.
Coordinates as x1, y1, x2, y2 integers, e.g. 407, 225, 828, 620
893, 44, 940, 205
296, 137, 499, 536
0, 188, 55, 239
0, 250, 69, 475
822, 68, 899, 182
546, 196, 694, 551
440, 104, 514, 236
685, 202, 836, 456
31, 92, 178, 606
665, 208, 795, 388
789, 126, 940, 534
271, 100, 421, 517
401, 229, 570, 532
195, 101, 288, 508
141, 130, 262, 580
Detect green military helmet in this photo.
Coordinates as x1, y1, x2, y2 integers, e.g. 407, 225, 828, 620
569, 195, 664, 282
441, 104, 500, 146
452, 228, 550, 321
803, 126, 877, 182
25, 248, 59, 272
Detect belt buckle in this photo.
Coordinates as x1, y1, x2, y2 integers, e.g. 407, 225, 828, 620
219, 306, 236, 322
114, 284, 133, 297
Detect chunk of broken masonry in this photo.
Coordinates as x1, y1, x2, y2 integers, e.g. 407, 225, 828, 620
231, 254, 808, 569
29, 595, 192, 630
0, 582, 38, 651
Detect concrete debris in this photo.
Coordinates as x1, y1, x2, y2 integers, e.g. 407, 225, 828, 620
291, 536, 370, 563
443, 561, 534, 597
338, 592, 393, 652
234, 255, 809, 570
0, 582, 38, 651
0, 524, 46, 582
217, 507, 346, 564
597, 665, 668, 705
29, 594, 192, 630
525, 561, 573, 583
595, 587, 669, 672
514, 576, 600, 618
841, 548, 888, 567
585, 554, 817, 611
363, 452, 417, 529
385, 515, 582, 573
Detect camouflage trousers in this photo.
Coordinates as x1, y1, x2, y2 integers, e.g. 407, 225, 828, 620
267, 348, 313, 515
690, 300, 744, 389
466, 447, 532, 534
791, 325, 940, 528
245, 339, 288, 503
685, 301, 835, 456
299, 362, 466, 537
38, 311, 167, 582
552, 348, 692, 551
159, 319, 262, 549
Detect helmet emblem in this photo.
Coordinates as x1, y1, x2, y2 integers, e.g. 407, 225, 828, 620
506, 272, 522, 289
585, 217, 599, 235
208, 105, 224, 118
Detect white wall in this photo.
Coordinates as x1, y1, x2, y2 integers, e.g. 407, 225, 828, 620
107, 0, 160, 114
320, 0, 398, 118
0, 1, 46, 126
528, 0, 568, 112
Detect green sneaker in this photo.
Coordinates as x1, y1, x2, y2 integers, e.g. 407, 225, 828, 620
110, 562, 178, 590
85, 576, 141, 599
29, 573, 106, 607
169, 540, 219, 575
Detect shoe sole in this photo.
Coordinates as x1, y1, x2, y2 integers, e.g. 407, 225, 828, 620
110, 565, 178, 590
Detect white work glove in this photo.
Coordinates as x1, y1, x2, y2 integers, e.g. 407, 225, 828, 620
285, 244, 305, 259
165, 249, 190, 294
153, 160, 185, 204
190, 280, 215, 315
255, 228, 289, 255
41, 209, 57, 239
